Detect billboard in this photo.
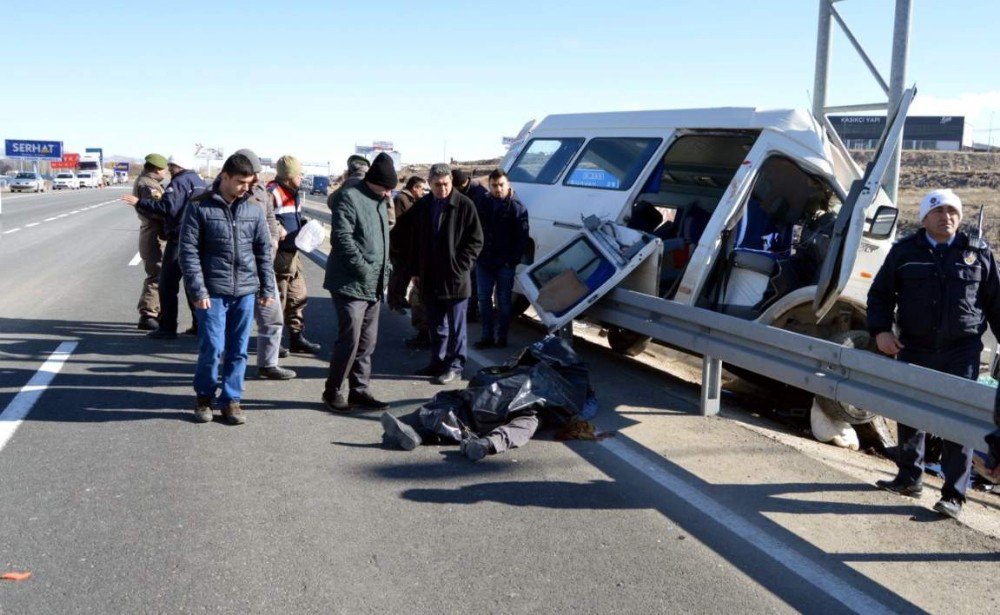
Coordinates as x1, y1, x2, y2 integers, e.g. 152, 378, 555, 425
194, 144, 224, 160
51, 153, 80, 169
5, 139, 63, 160
113, 162, 130, 173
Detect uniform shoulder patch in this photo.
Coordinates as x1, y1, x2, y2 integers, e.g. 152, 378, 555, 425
964, 251, 977, 265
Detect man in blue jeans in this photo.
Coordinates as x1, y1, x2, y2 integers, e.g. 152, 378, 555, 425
473, 169, 529, 349
179, 154, 276, 425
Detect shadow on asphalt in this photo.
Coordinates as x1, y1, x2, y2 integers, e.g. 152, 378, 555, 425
0, 317, 329, 422
387, 434, 939, 612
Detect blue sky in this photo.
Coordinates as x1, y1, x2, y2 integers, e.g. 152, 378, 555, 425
1, 1, 997, 170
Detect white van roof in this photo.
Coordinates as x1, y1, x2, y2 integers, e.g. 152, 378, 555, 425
533, 107, 847, 184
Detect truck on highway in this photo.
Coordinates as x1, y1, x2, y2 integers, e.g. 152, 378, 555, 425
309, 175, 330, 196
504, 88, 915, 429
77, 154, 103, 188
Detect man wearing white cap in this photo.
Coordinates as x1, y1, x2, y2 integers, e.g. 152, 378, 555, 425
123, 154, 207, 338
868, 188, 1000, 518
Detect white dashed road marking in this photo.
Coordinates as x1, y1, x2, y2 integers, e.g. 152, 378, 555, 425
0, 342, 78, 453
128, 252, 142, 266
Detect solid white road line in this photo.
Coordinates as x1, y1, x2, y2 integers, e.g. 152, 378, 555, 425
128, 252, 142, 266
0, 341, 78, 453
598, 437, 893, 614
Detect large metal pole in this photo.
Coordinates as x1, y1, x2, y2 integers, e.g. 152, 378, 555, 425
812, 0, 834, 119
885, 0, 912, 203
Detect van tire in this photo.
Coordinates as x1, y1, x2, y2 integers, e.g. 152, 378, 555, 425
815, 330, 878, 424
511, 293, 530, 318
607, 326, 651, 357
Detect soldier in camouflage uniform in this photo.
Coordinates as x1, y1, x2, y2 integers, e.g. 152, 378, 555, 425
133, 153, 169, 330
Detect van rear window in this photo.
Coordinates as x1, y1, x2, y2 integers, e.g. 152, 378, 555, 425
564, 138, 661, 191
508, 138, 584, 185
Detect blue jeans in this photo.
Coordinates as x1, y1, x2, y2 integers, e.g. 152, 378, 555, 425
476, 263, 515, 342
194, 294, 255, 404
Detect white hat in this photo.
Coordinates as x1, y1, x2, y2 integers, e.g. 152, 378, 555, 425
919, 188, 962, 222
167, 154, 195, 170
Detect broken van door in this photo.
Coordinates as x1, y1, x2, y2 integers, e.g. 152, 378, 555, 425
675, 133, 775, 304
813, 86, 916, 319
516, 217, 662, 330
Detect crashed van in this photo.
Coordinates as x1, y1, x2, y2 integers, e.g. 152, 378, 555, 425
503, 89, 914, 426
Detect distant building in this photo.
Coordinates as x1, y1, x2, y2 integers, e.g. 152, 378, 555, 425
828, 115, 970, 151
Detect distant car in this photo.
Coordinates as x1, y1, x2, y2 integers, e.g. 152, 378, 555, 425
52, 172, 80, 190
10, 172, 46, 193
76, 172, 100, 188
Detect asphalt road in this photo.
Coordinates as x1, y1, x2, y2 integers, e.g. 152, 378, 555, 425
0, 188, 998, 613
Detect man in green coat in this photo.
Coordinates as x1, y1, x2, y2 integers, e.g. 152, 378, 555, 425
321, 153, 397, 411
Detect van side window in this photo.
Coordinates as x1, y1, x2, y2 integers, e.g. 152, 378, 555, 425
508, 138, 585, 185
563, 138, 661, 191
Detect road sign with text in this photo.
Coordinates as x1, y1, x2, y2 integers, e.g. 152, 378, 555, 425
5, 139, 63, 160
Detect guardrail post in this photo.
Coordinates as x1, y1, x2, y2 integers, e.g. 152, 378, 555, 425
701, 355, 722, 416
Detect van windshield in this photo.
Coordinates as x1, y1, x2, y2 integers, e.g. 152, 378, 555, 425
508, 138, 584, 185
564, 137, 661, 190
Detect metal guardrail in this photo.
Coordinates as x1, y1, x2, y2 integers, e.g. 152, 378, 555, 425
587, 288, 997, 450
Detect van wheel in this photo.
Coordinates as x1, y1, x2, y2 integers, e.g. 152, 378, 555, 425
607, 326, 651, 357
815, 330, 878, 424
511, 293, 530, 317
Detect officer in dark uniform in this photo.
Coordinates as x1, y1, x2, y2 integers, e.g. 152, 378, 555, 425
868, 188, 1000, 519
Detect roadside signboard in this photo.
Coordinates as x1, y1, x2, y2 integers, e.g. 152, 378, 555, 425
194, 144, 224, 160
5, 139, 63, 160
51, 153, 80, 169
113, 162, 130, 173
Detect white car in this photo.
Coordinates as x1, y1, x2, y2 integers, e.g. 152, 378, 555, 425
76, 172, 100, 188
10, 172, 46, 193
52, 172, 80, 190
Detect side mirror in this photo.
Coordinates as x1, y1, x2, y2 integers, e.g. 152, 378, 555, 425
865, 205, 897, 239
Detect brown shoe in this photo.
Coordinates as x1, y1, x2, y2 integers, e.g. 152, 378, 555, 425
194, 396, 213, 423
221, 401, 246, 425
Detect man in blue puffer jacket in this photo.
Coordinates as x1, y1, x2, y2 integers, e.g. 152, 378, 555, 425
179, 153, 277, 426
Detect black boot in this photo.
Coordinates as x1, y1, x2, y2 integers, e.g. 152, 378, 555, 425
290, 331, 321, 354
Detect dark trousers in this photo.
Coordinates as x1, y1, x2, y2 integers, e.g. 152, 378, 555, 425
325, 293, 380, 397
387, 258, 410, 309
896, 347, 977, 502
400, 409, 539, 453
158, 240, 195, 334
426, 297, 468, 373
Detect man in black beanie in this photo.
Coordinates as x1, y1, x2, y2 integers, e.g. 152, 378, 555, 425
321, 152, 397, 411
